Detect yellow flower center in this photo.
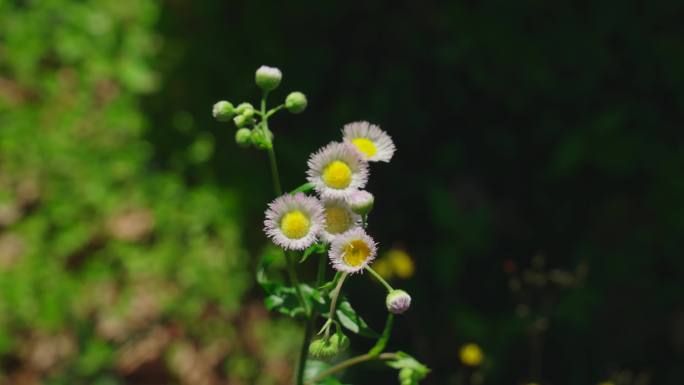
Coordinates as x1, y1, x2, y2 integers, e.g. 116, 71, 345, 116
322, 160, 352, 189
325, 205, 353, 234
459, 343, 483, 367
280, 210, 310, 239
351, 138, 377, 158
342, 240, 371, 267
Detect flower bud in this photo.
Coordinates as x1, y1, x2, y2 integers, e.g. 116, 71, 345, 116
308, 333, 348, 361
255, 65, 282, 91
212, 101, 235, 122
235, 102, 254, 115
386, 289, 411, 314
285, 91, 307, 113
347, 190, 374, 215
235, 128, 252, 147
250, 128, 273, 149
233, 114, 249, 128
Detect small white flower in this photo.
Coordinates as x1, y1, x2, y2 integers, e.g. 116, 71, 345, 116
386, 289, 412, 314
307, 142, 369, 199
321, 197, 361, 242
346, 190, 374, 216
255, 65, 282, 91
342, 121, 396, 162
264, 193, 324, 250
329, 227, 377, 273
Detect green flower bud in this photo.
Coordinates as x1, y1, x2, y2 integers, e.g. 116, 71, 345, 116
386, 289, 412, 314
308, 339, 336, 360
285, 91, 307, 113
250, 128, 272, 149
233, 114, 249, 128
255, 65, 282, 91
308, 333, 349, 361
235, 128, 252, 147
212, 101, 235, 122
235, 102, 254, 115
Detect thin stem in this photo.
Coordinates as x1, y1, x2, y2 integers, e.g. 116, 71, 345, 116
365, 266, 394, 292
368, 313, 394, 357
324, 272, 348, 338
304, 352, 398, 385
296, 318, 314, 385
266, 104, 285, 118
267, 146, 283, 196
316, 252, 327, 285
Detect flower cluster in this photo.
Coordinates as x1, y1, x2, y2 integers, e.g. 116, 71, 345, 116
264, 123, 395, 275
213, 65, 426, 385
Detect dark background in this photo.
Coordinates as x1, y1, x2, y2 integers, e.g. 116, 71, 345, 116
143, 1, 683, 384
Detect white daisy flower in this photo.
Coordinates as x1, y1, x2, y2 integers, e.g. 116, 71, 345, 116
306, 142, 369, 199
321, 197, 361, 242
342, 121, 396, 162
329, 227, 377, 273
264, 193, 325, 250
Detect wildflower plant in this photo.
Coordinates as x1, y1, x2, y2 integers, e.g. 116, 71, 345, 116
213, 66, 429, 385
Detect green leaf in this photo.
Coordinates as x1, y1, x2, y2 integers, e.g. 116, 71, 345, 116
386, 352, 430, 384
300, 242, 326, 263
264, 284, 306, 318
335, 297, 379, 338
316, 377, 351, 385
264, 283, 328, 319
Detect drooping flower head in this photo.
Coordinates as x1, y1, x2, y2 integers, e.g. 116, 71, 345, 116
321, 197, 361, 242
342, 121, 396, 162
307, 142, 369, 199
329, 227, 377, 273
264, 193, 324, 250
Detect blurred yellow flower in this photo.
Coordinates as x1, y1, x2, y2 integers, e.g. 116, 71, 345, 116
459, 343, 483, 367
372, 259, 394, 279
386, 248, 415, 279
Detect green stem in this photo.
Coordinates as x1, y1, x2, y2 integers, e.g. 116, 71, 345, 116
368, 313, 394, 356
324, 272, 348, 338
316, 252, 327, 285
365, 266, 394, 292
296, 318, 314, 385
267, 104, 285, 118
304, 352, 398, 385
267, 147, 283, 196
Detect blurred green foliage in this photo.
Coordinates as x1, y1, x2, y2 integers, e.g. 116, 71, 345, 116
0, 1, 296, 384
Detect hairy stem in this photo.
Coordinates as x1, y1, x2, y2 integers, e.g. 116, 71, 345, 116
304, 352, 398, 384
324, 272, 348, 338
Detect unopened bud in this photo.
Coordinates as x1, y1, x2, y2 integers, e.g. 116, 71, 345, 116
233, 114, 249, 128
285, 91, 307, 113
386, 289, 411, 314
255, 65, 282, 91
235, 128, 252, 147
250, 128, 272, 149
212, 101, 234, 122
347, 190, 374, 215
235, 102, 254, 115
